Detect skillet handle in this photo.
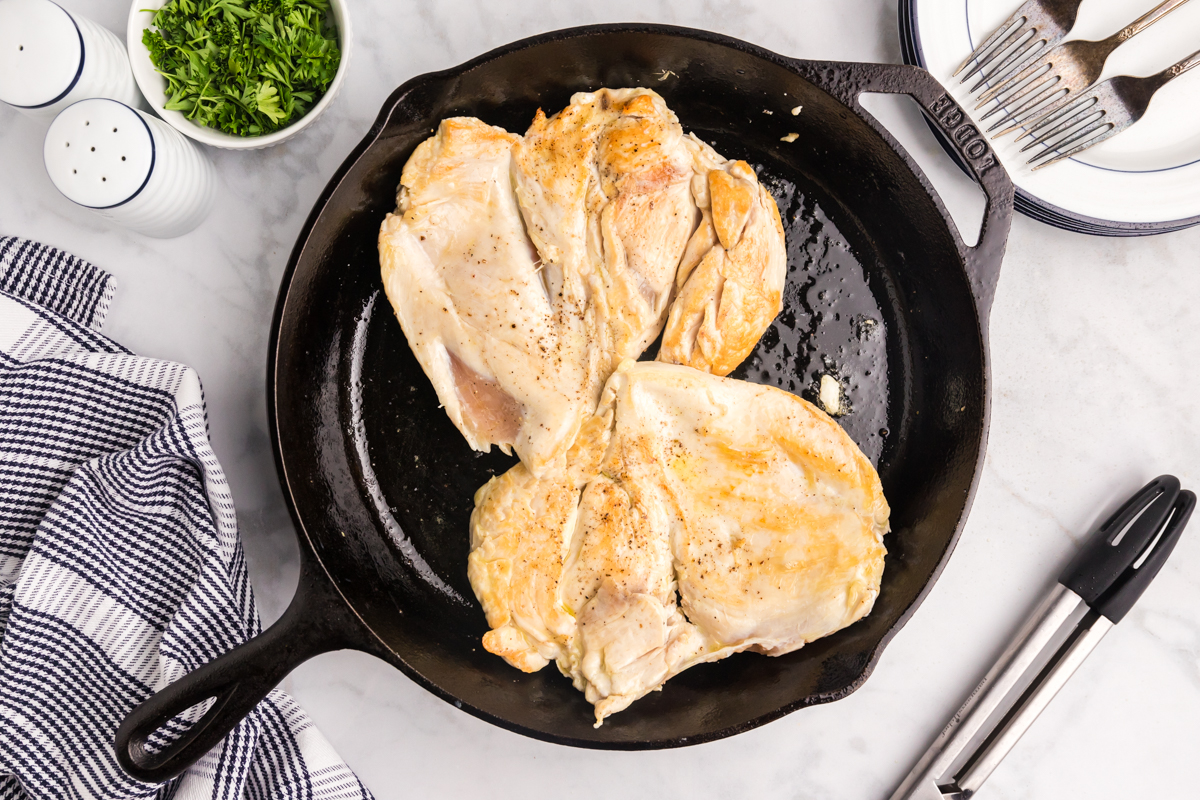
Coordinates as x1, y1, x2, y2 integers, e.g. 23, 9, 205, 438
791, 60, 1015, 319
114, 550, 369, 784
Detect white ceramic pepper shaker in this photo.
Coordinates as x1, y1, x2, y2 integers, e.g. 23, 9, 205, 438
0, 0, 141, 119
44, 98, 217, 239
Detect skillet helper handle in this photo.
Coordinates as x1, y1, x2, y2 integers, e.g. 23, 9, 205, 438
114, 554, 362, 784
790, 60, 1015, 316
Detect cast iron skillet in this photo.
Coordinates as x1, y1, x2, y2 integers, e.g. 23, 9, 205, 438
116, 23, 1014, 781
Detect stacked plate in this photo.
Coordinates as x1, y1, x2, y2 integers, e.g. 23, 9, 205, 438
901, 0, 1200, 235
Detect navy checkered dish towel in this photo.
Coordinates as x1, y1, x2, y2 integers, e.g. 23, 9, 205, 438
0, 237, 373, 800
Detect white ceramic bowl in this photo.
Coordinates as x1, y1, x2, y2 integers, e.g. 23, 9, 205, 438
126, 0, 350, 150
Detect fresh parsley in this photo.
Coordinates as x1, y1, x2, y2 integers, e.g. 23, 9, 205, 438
142, 0, 341, 137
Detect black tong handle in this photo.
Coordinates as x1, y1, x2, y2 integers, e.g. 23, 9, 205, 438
1061, 475, 1196, 622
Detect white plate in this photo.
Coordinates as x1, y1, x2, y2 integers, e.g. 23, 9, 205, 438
911, 0, 1200, 228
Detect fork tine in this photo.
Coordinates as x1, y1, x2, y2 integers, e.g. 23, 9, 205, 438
953, 9, 1029, 78
975, 64, 1050, 115
978, 104, 1004, 123
1026, 113, 1107, 159
1019, 94, 1098, 141
988, 81, 1069, 135
961, 28, 1039, 87
1015, 91, 1093, 136
977, 71, 1055, 124
1022, 103, 1101, 147
991, 86, 1072, 137
988, 70, 1058, 117
956, 21, 1030, 83
1029, 122, 1118, 169
1020, 105, 1103, 152
977, 50, 1053, 103
983, 59, 1057, 107
969, 35, 1045, 93
978, 101, 1008, 123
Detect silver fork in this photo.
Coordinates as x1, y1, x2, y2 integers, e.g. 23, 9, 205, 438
977, 0, 1193, 136
953, 0, 1085, 91
1018, 48, 1200, 169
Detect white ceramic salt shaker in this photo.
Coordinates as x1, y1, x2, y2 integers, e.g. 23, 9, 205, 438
0, 0, 141, 119
44, 98, 216, 238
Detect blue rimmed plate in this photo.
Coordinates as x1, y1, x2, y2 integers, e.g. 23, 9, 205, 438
902, 0, 1200, 235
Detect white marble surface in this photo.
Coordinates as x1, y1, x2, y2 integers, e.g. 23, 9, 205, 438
3, 1, 1199, 798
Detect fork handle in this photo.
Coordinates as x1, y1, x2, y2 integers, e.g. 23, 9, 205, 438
1115, 0, 1193, 42
1140, 48, 1200, 96
1163, 48, 1200, 80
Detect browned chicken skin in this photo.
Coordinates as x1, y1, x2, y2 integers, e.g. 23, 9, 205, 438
657, 137, 788, 376
379, 89, 787, 475
469, 361, 889, 725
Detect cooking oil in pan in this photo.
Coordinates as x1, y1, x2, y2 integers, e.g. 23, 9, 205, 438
729, 170, 891, 465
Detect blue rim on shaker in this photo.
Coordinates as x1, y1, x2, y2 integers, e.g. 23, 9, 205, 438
0, 0, 141, 119
0, 0, 84, 109
44, 98, 216, 238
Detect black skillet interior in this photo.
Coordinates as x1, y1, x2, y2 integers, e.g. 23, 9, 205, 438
116, 24, 1014, 778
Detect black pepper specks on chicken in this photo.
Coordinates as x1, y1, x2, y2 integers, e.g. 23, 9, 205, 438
468, 361, 889, 726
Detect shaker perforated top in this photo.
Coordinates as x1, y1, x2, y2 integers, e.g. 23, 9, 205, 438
0, 0, 82, 109
44, 99, 154, 209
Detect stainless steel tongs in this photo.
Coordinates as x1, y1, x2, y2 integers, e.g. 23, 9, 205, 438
890, 475, 1195, 800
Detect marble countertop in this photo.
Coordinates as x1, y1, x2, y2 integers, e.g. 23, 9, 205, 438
3, 1, 1199, 798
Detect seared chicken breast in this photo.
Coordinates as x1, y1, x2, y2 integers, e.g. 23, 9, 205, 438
379, 91, 788, 476
657, 135, 788, 376
379, 117, 596, 475
468, 361, 889, 725
466, 405, 613, 671
514, 88, 698, 378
